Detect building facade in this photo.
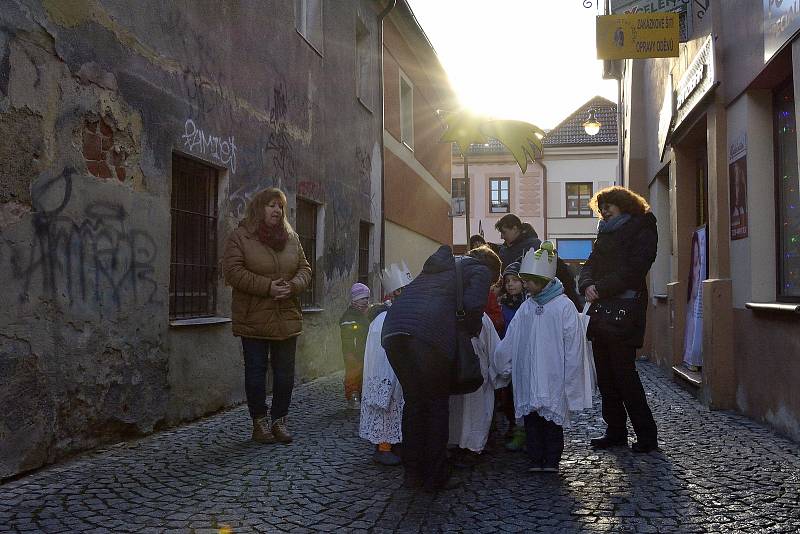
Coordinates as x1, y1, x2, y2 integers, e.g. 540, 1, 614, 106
382, 1, 455, 277
618, 0, 800, 441
0, 1, 384, 478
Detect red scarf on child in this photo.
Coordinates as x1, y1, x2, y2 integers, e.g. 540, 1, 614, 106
257, 220, 288, 251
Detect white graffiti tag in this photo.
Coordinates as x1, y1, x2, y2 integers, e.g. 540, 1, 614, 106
182, 119, 238, 173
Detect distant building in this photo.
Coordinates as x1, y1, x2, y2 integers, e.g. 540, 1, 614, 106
451, 96, 618, 272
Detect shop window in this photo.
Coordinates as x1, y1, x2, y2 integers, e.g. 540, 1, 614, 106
774, 82, 800, 299
566, 182, 593, 217
296, 198, 319, 307
489, 178, 510, 213
295, 0, 324, 55
400, 71, 414, 149
451, 178, 466, 215
169, 154, 219, 319
358, 221, 371, 286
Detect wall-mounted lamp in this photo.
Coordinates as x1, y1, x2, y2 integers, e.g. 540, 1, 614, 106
582, 108, 601, 136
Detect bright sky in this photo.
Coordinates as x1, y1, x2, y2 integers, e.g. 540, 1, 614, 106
406, 0, 618, 129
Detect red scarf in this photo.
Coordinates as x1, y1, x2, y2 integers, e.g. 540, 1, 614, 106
257, 221, 289, 251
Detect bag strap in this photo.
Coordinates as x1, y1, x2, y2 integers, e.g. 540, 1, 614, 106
455, 257, 465, 317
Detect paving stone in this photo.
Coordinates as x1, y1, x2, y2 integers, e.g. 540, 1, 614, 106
0, 364, 798, 532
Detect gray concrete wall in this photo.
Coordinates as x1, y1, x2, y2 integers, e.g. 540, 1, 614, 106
0, 0, 382, 478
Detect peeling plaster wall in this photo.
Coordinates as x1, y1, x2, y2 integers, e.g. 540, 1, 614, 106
0, 1, 382, 478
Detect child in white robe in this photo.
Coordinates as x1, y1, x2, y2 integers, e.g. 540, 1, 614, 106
494, 242, 592, 473
358, 261, 414, 466
448, 313, 501, 456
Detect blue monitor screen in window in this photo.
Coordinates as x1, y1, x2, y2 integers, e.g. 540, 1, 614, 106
558, 239, 593, 260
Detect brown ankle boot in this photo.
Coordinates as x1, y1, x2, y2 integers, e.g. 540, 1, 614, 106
271, 416, 293, 443
252, 416, 276, 444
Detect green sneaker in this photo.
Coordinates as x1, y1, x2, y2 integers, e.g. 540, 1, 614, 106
504, 427, 526, 452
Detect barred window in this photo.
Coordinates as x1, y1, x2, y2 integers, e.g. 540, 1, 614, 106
296, 198, 318, 307
358, 222, 371, 286
169, 154, 219, 319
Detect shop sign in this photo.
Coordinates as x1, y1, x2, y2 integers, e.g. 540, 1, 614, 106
764, 0, 800, 63
610, 0, 692, 41
673, 35, 715, 132
596, 13, 680, 60
658, 74, 674, 161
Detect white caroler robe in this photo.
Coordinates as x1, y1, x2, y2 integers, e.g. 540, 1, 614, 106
359, 311, 404, 444
494, 294, 592, 426
448, 313, 501, 453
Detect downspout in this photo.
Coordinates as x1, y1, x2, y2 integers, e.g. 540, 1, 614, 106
539, 159, 548, 239
617, 74, 624, 186
378, 0, 396, 271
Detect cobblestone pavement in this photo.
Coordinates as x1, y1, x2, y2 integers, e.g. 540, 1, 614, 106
2, 362, 799, 533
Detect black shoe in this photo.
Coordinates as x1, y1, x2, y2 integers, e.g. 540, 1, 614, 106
590, 435, 628, 449
425, 477, 462, 493
631, 441, 658, 453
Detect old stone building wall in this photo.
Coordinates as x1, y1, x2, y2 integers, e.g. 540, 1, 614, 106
0, 0, 383, 478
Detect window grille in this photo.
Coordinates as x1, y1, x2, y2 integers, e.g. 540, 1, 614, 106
169, 154, 219, 319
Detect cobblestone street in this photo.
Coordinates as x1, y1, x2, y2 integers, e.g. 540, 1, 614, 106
1, 362, 799, 533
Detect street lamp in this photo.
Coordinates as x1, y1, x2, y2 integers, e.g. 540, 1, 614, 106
582, 108, 601, 136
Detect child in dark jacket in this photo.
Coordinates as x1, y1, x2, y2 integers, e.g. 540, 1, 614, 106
498, 261, 527, 451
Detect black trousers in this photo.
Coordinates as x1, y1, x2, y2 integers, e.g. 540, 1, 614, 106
241, 337, 297, 420
592, 339, 657, 443
524, 411, 563, 468
385, 335, 451, 491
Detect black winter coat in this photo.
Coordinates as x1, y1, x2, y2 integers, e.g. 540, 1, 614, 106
498, 223, 541, 268
381, 246, 491, 358
578, 213, 658, 347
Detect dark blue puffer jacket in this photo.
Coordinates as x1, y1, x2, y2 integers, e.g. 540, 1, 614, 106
381, 245, 491, 357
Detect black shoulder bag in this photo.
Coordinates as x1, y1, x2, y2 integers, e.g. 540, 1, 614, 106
450, 258, 484, 395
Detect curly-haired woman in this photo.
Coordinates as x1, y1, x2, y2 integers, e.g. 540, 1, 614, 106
578, 186, 659, 454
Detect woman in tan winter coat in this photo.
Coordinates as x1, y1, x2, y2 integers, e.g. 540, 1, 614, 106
223, 188, 311, 444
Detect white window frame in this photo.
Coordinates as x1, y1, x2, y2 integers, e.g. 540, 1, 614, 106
399, 70, 414, 150
295, 0, 324, 56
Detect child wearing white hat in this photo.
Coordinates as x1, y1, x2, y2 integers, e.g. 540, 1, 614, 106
493, 242, 592, 473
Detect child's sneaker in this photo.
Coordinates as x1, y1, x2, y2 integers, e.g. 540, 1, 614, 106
504, 427, 526, 452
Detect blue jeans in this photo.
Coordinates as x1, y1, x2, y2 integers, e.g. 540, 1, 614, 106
524, 411, 564, 469
241, 337, 297, 420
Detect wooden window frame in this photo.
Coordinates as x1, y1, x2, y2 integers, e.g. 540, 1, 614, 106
565, 182, 594, 218
489, 177, 510, 214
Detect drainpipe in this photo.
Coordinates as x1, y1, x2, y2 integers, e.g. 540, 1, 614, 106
617, 74, 624, 186
378, 0, 396, 271
539, 159, 548, 239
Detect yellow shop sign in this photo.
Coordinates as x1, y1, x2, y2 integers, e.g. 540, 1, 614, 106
596, 13, 680, 60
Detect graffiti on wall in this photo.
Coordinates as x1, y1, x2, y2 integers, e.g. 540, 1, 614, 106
181, 119, 237, 174
264, 83, 295, 188
3, 169, 159, 308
